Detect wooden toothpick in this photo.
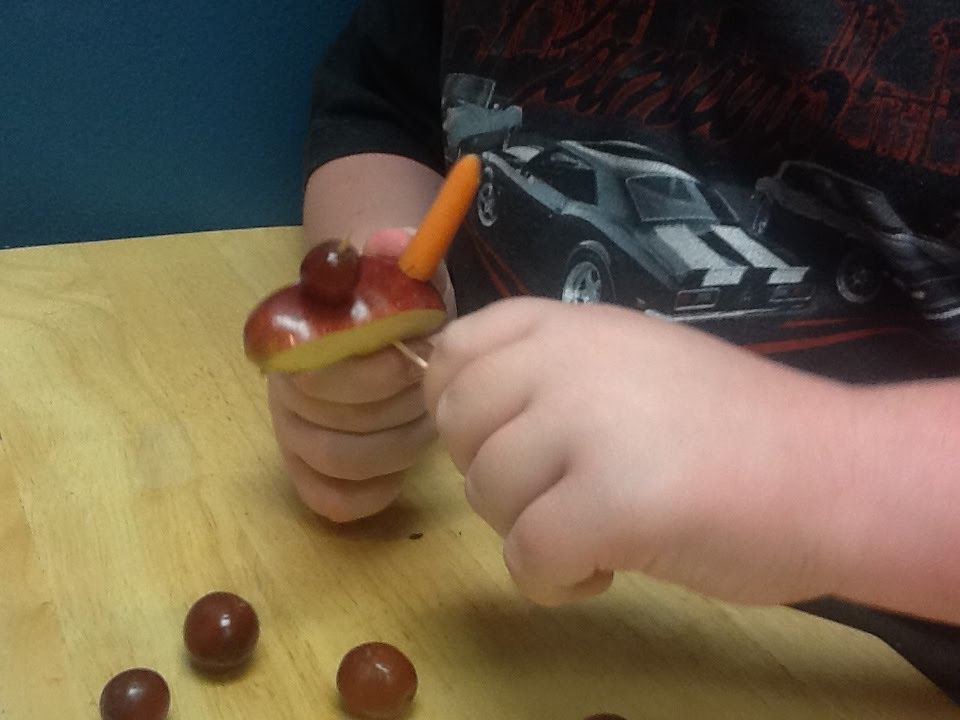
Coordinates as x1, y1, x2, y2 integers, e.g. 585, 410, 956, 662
392, 341, 429, 371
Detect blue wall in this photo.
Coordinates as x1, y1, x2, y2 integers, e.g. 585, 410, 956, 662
0, 1, 358, 248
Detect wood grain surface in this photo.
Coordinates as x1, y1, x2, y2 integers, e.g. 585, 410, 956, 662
0, 227, 955, 719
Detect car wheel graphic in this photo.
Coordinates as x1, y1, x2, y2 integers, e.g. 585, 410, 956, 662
561, 249, 614, 304
476, 179, 499, 228
835, 247, 883, 305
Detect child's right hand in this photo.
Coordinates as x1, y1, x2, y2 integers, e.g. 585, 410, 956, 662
268, 228, 455, 522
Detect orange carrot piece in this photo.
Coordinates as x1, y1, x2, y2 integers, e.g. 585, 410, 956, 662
398, 154, 482, 281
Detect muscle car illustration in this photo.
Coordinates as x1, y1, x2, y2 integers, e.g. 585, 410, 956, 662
442, 73, 523, 164
752, 160, 960, 327
470, 138, 816, 319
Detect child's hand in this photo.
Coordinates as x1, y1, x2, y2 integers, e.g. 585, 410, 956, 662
423, 297, 851, 607
268, 341, 436, 521
268, 229, 455, 522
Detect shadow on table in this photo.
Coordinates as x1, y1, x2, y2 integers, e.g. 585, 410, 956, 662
421, 590, 952, 718
796, 597, 960, 706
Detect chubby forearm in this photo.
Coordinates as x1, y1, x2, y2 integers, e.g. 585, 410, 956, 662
814, 378, 960, 623
670, 333, 960, 622
302, 153, 443, 254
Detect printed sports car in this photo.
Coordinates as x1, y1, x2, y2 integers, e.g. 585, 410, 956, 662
752, 161, 960, 327
441, 73, 523, 165
469, 138, 816, 319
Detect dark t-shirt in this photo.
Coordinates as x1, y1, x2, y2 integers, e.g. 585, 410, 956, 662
305, 0, 960, 702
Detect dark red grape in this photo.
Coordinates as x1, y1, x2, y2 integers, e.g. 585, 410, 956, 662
300, 239, 361, 305
336, 642, 418, 719
99, 668, 170, 720
183, 591, 259, 674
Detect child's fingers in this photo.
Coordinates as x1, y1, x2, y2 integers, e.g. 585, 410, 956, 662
274, 404, 436, 482
424, 297, 554, 416
287, 339, 431, 404
503, 475, 614, 606
463, 409, 569, 538
269, 373, 425, 434
280, 447, 405, 523
430, 340, 537, 474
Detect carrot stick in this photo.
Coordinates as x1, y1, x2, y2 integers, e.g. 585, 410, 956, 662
398, 154, 482, 281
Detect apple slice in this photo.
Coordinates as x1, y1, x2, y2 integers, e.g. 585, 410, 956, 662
243, 154, 481, 373
244, 255, 446, 373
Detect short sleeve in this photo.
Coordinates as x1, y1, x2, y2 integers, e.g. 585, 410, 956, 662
302, 0, 446, 185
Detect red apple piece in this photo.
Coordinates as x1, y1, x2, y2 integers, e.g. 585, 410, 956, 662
244, 255, 446, 373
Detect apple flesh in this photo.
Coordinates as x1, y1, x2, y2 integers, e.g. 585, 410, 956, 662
244, 255, 446, 373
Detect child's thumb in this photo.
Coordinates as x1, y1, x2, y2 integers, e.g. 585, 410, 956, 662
362, 227, 417, 259
363, 226, 456, 318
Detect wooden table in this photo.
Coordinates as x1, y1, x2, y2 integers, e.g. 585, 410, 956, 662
1, 226, 955, 719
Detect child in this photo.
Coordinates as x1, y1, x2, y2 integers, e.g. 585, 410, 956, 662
267, 0, 960, 700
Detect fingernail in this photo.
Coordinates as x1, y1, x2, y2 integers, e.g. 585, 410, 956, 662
364, 228, 415, 258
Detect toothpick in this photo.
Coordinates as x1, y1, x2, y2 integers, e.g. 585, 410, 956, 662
392, 341, 429, 371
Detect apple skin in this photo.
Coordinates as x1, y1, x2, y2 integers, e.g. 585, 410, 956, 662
244, 254, 446, 373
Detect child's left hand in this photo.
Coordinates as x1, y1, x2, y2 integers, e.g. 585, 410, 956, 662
423, 297, 854, 607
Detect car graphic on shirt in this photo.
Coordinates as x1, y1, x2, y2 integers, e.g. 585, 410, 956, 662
468, 137, 816, 319
751, 160, 960, 328
441, 73, 523, 165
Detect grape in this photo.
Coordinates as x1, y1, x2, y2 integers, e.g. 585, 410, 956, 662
300, 239, 361, 305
